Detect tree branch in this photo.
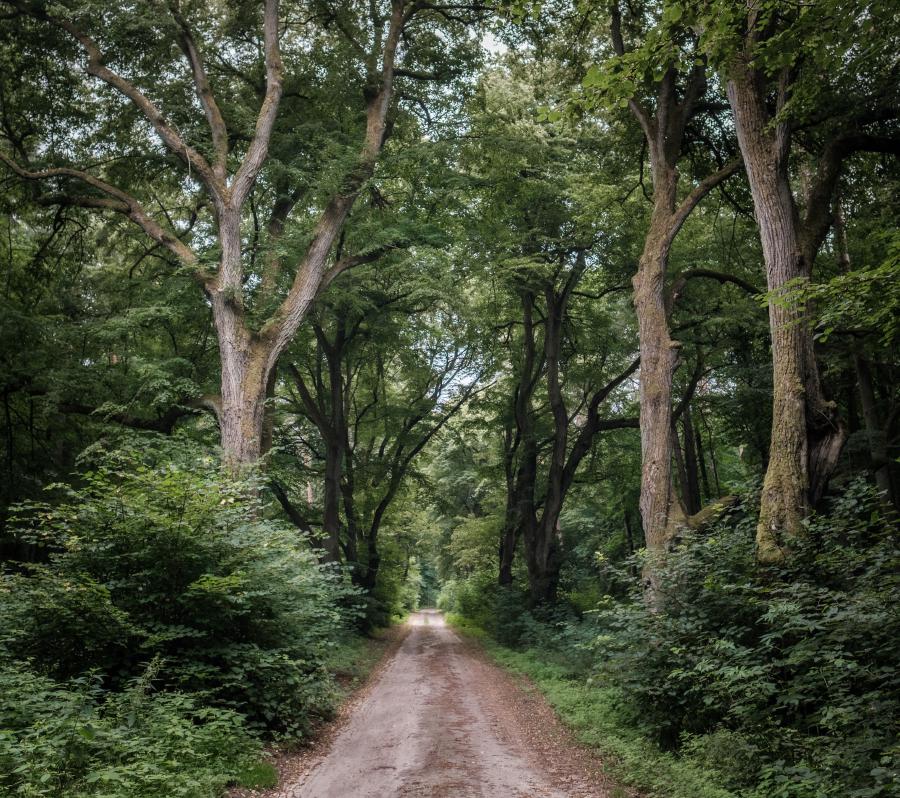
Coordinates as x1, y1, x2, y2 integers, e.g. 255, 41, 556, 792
610, 0, 653, 142
669, 268, 760, 307
167, 0, 229, 178
230, 0, 283, 208
259, 0, 405, 361
0, 153, 205, 276
269, 479, 317, 536
28, 4, 223, 196
561, 356, 640, 494
665, 157, 743, 250
318, 242, 406, 295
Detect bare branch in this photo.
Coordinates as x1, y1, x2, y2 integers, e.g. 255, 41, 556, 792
318, 242, 406, 295
802, 132, 900, 264
669, 268, 760, 308
167, 0, 229, 178
0, 152, 204, 273
230, 0, 284, 208
665, 157, 743, 250
561, 356, 640, 494
269, 479, 317, 536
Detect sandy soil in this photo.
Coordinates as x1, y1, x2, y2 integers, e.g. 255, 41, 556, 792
266, 609, 616, 798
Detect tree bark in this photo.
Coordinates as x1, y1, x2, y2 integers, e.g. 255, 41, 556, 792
607, 16, 742, 591
727, 60, 848, 561
633, 167, 679, 576
728, 70, 808, 562
500, 291, 540, 587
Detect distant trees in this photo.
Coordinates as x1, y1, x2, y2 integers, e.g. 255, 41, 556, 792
272, 266, 482, 588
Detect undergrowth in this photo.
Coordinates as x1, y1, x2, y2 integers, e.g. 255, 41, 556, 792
445, 481, 900, 798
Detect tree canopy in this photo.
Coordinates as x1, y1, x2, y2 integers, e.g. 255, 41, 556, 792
1, 1, 898, 797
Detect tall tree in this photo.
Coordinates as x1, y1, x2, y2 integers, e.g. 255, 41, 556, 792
503, 266, 638, 602
271, 257, 484, 585
0, 0, 484, 469
694, 0, 899, 559
579, 2, 742, 590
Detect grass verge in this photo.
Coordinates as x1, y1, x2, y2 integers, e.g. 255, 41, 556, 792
326, 627, 398, 697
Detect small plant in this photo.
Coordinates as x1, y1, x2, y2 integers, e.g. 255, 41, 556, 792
0, 658, 260, 798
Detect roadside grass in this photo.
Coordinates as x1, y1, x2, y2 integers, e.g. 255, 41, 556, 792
233, 760, 280, 790
447, 613, 736, 798
325, 626, 398, 696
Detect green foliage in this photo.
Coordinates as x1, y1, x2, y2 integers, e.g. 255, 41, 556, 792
0, 657, 262, 798
449, 482, 900, 798
1, 437, 360, 737
778, 230, 900, 348
588, 482, 900, 797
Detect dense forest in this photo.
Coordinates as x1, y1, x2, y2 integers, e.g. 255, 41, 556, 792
1, 1, 898, 797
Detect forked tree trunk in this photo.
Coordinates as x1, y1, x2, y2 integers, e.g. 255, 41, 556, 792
608, 50, 740, 595
14, 0, 409, 477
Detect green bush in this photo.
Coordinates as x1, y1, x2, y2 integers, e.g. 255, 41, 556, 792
0, 657, 259, 798
589, 481, 900, 797
0, 437, 361, 736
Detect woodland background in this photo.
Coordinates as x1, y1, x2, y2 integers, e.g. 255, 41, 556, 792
0, 1, 898, 796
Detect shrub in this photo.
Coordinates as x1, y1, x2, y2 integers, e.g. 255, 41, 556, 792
0, 657, 258, 798
0, 437, 361, 737
589, 481, 900, 797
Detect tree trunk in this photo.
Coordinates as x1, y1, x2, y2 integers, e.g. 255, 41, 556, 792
499, 423, 519, 586
681, 406, 702, 514
500, 291, 539, 588
834, 201, 896, 507
498, 520, 517, 586
215, 301, 271, 471
727, 70, 811, 563
623, 507, 635, 554
855, 356, 896, 504
634, 171, 679, 588
522, 514, 561, 604
321, 437, 343, 562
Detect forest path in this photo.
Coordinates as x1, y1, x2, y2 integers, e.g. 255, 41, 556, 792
278, 609, 609, 798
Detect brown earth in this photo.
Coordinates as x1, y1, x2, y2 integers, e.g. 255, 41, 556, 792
246, 609, 623, 798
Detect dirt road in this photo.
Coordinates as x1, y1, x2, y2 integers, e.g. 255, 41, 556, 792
276, 610, 607, 798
